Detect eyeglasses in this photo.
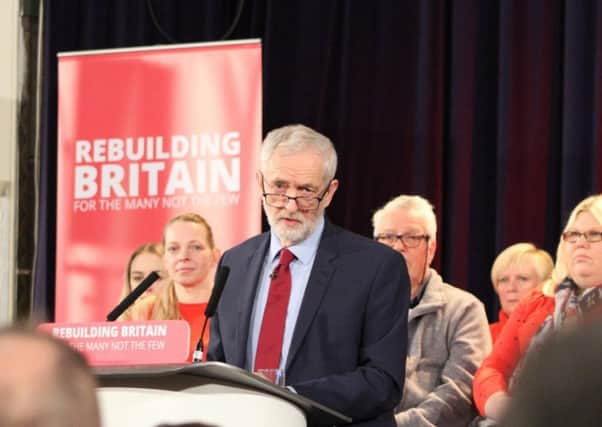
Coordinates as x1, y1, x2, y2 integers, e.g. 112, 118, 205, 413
260, 173, 331, 211
374, 233, 429, 248
562, 230, 602, 243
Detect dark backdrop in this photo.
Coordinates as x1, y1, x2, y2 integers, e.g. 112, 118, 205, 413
34, 0, 602, 321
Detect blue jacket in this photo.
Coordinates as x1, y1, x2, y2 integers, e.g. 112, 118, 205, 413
208, 220, 410, 426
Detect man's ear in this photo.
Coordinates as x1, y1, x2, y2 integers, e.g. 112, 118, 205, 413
427, 239, 437, 266
321, 179, 339, 209
255, 171, 263, 194
256, 171, 262, 189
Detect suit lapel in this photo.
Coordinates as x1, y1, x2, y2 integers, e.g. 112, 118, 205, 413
286, 221, 339, 369
233, 234, 270, 367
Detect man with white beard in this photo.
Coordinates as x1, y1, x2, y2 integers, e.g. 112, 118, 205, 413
208, 124, 410, 427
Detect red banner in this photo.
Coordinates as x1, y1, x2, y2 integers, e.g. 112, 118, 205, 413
56, 40, 262, 321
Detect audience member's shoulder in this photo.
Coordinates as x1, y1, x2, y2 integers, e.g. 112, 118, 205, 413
136, 293, 157, 306
438, 275, 484, 308
441, 280, 481, 302
522, 288, 553, 307
129, 294, 157, 320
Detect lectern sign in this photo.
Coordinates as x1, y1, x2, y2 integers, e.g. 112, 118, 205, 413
39, 320, 190, 365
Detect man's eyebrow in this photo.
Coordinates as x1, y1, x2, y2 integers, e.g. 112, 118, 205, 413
296, 183, 319, 191
269, 178, 288, 186
268, 179, 319, 192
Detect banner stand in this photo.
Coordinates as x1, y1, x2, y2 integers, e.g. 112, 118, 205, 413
56, 39, 262, 322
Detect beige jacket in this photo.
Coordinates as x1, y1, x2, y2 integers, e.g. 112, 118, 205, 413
395, 269, 492, 427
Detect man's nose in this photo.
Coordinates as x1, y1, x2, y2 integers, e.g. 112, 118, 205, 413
284, 196, 299, 211
391, 239, 406, 253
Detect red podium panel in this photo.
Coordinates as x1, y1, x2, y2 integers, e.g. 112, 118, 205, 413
38, 320, 190, 365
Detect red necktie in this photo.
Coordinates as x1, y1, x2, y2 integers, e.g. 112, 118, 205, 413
254, 248, 295, 371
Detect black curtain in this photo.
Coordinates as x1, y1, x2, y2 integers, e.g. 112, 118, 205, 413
35, 0, 602, 321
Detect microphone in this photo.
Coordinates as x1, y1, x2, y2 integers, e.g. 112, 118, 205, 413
106, 271, 161, 321
192, 265, 230, 362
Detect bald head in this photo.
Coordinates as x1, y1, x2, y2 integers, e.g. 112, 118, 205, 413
0, 327, 100, 427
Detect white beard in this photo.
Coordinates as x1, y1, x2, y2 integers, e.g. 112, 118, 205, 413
264, 202, 323, 246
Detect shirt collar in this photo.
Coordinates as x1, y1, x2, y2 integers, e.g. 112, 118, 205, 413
268, 215, 325, 265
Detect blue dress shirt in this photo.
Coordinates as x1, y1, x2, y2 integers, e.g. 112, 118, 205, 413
246, 216, 325, 372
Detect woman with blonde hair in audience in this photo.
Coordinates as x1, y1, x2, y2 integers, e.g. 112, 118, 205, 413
472, 194, 602, 424
117, 242, 166, 321
489, 243, 554, 343
128, 213, 220, 361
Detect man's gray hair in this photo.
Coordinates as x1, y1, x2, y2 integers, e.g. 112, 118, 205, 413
372, 194, 437, 240
260, 124, 337, 186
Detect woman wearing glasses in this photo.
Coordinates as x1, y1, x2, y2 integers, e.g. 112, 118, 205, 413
489, 243, 554, 343
473, 194, 602, 424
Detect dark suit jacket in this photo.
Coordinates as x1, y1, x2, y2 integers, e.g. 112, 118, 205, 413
207, 220, 410, 426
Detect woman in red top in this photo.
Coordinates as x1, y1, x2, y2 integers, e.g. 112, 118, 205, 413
489, 243, 553, 343
473, 194, 602, 423
128, 213, 221, 361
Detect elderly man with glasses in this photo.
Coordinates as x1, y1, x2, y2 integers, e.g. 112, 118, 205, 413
372, 195, 491, 427
208, 124, 410, 427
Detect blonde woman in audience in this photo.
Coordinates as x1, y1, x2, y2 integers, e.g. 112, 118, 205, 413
473, 194, 602, 425
128, 213, 220, 361
117, 242, 166, 320
489, 243, 554, 343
